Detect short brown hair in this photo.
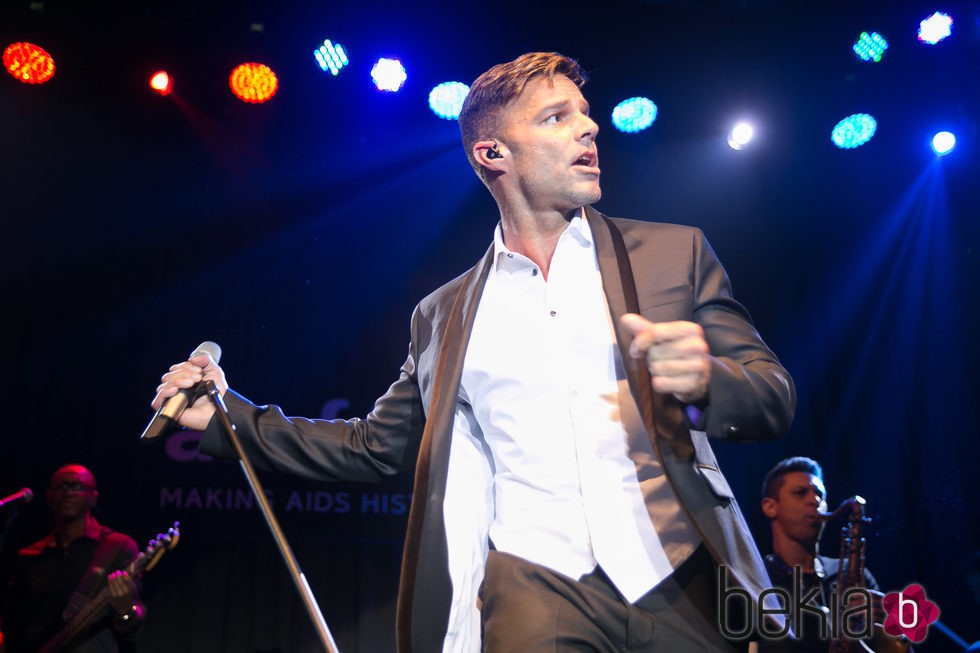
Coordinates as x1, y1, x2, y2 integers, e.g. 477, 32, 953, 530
458, 52, 588, 186
761, 456, 823, 500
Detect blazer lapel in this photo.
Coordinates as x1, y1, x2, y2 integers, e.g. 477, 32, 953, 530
404, 243, 494, 653
588, 208, 687, 452
589, 208, 658, 433
424, 243, 494, 472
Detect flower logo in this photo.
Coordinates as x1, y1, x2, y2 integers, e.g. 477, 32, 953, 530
882, 584, 940, 643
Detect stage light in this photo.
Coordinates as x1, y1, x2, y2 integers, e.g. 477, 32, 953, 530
229, 63, 278, 104
611, 97, 658, 134
727, 122, 754, 150
831, 113, 877, 149
428, 81, 469, 120
853, 31, 888, 62
149, 70, 172, 96
931, 131, 955, 155
3, 41, 55, 84
370, 58, 406, 92
314, 39, 349, 76
918, 12, 953, 44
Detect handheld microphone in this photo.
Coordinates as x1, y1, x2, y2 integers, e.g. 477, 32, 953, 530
0, 488, 33, 511
140, 341, 222, 443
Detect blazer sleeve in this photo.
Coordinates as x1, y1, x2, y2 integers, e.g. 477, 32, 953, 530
690, 228, 796, 441
199, 316, 427, 483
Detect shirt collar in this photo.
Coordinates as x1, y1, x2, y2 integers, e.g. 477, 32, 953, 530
490, 208, 593, 275
40, 514, 103, 550
81, 514, 103, 540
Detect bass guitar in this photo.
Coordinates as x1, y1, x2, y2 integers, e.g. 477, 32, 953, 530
38, 522, 180, 653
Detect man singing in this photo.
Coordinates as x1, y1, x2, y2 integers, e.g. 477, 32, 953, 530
153, 52, 795, 652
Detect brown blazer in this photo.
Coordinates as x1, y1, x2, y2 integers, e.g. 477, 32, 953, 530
202, 206, 796, 651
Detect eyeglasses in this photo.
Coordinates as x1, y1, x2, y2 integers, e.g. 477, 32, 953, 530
50, 481, 94, 493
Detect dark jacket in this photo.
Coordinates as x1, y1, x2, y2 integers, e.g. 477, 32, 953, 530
202, 207, 796, 651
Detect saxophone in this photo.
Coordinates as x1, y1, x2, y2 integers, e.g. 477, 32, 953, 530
819, 496, 908, 653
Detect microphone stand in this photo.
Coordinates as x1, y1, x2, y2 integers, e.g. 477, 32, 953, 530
202, 380, 340, 653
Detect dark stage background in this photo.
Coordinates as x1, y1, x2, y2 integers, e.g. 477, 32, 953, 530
1, 0, 978, 651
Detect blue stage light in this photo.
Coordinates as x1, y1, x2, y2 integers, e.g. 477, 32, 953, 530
727, 122, 754, 150
314, 39, 349, 76
831, 113, 877, 149
428, 81, 469, 120
370, 58, 407, 92
931, 131, 955, 155
853, 32, 888, 62
611, 97, 657, 133
918, 12, 953, 44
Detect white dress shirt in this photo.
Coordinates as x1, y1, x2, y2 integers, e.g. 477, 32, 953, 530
442, 211, 698, 652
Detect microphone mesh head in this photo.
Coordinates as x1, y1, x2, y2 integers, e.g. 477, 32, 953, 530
191, 341, 222, 364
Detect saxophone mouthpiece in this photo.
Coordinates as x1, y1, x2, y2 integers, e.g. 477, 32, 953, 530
818, 495, 866, 522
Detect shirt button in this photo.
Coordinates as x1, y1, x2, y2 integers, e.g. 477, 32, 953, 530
506, 253, 514, 258
549, 310, 557, 317
532, 268, 538, 276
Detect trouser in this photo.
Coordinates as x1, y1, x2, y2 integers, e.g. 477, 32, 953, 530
479, 544, 746, 652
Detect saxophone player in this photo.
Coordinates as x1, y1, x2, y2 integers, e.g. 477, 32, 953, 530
757, 456, 909, 653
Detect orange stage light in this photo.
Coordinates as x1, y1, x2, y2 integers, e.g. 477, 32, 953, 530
229, 63, 278, 104
150, 70, 172, 95
3, 42, 55, 84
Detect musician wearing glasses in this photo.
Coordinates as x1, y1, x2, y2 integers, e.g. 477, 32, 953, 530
0, 464, 145, 653
758, 456, 909, 653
